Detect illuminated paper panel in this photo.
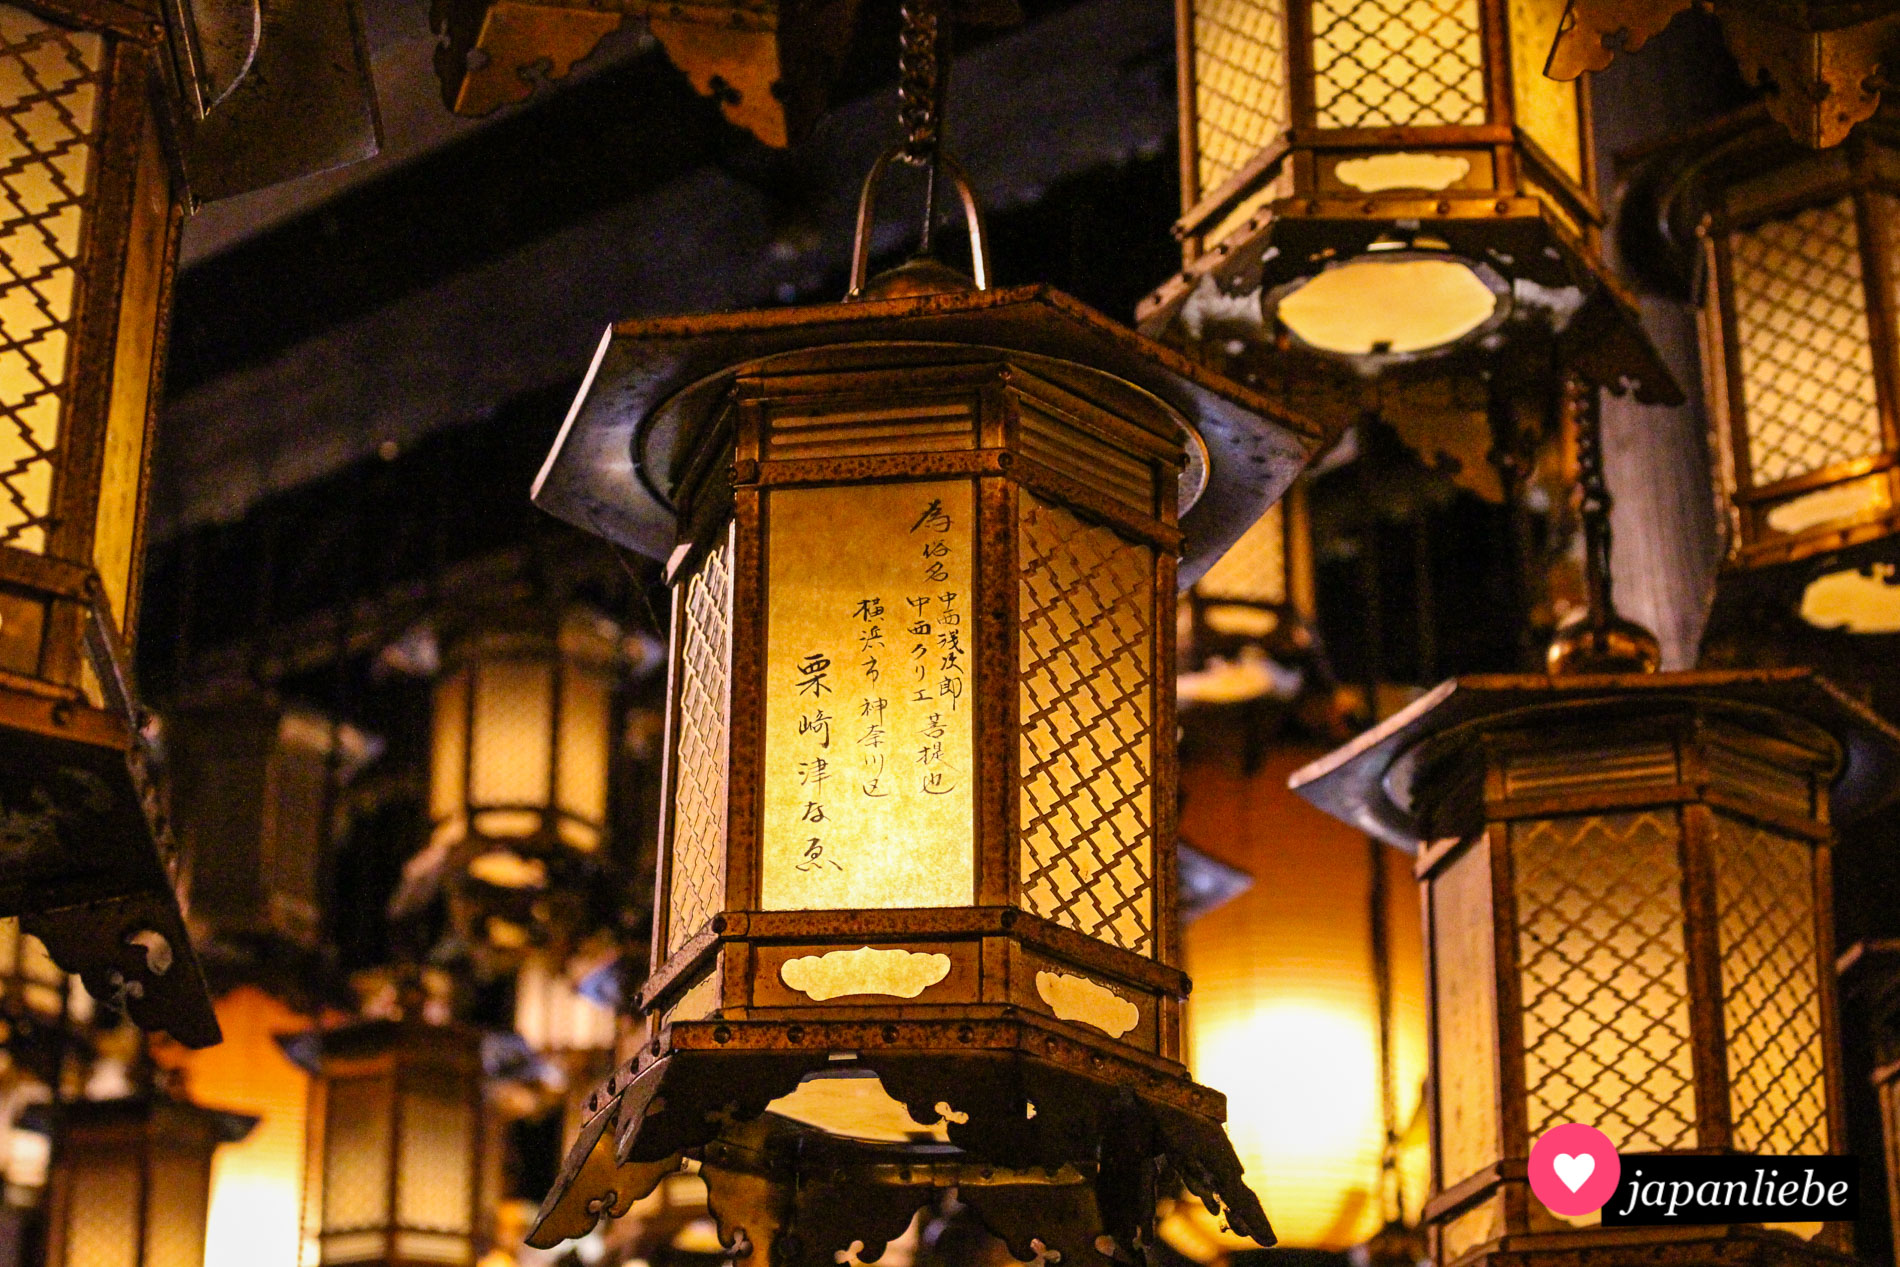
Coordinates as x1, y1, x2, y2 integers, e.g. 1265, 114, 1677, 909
761, 480, 975, 911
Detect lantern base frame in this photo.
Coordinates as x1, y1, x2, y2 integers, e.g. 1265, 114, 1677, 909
528, 1010, 1268, 1260
1137, 204, 1679, 404
0, 678, 220, 1048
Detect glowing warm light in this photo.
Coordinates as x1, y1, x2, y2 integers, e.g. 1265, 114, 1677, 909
1180, 748, 1428, 1250
1800, 563, 1900, 633
156, 986, 309, 1267
1276, 257, 1497, 355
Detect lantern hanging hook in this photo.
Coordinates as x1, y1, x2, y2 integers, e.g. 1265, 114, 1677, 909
846, 0, 991, 295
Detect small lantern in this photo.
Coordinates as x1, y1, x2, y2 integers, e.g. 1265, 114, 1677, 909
421, 609, 620, 950
1135, 0, 1676, 406
43, 1095, 255, 1267
1292, 668, 1900, 1267
1172, 730, 1428, 1253
1543, 0, 1899, 148
514, 109, 1329, 1253
297, 1015, 485, 1267
1642, 111, 1900, 582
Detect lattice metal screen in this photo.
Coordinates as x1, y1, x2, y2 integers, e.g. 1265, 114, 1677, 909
1195, 502, 1286, 604
396, 1082, 474, 1232
1730, 199, 1885, 488
1311, 0, 1486, 130
1712, 812, 1827, 1155
1018, 494, 1156, 955
1512, 811, 1699, 1152
0, 5, 102, 555
668, 532, 733, 955
1191, 0, 1290, 198
62, 1146, 140, 1267
322, 1075, 393, 1232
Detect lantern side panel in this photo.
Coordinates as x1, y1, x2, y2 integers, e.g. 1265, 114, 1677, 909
1189, 0, 1291, 199
1195, 501, 1286, 605
144, 1136, 214, 1267
1712, 811, 1827, 1156
321, 1074, 394, 1236
468, 658, 556, 837
1729, 199, 1883, 488
1428, 836, 1499, 1190
1018, 494, 1156, 957
669, 529, 733, 954
61, 1141, 140, 1267
1511, 810, 1698, 1153
1309, 0, 1486, 130
1504, 0, 1581, 181
396, 1079, 477, 1234
555, 663, 611, 849
91, 103, 169, 638
430, 670, 470, 846
0, 5, 104, 556
760, 479, 976, 911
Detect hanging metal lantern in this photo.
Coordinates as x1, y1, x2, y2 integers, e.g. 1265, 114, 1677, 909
397, 607, 624, 954
43, 1093, 255, 1267
1544, 0, 1900, 149
297, 1014, 486, 1267
1135, 0, 1679, 411
516, 12, 1331, 1250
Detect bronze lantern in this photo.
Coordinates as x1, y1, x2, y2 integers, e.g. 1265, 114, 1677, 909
413, 608, 622, 954
44, 1094, 255, 1267
1134, 0, 1678, 414
515, 121, 1329, 1254
296, 1014, 486, 1267
1292, 668, 1900, 1267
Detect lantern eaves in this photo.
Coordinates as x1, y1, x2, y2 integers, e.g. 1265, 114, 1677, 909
1289, 667, 1900, 851
532, 283, 1331, 587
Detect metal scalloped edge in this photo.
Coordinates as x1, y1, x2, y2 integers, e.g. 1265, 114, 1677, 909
1545, 0, 1691, 80
21, 890, 221, 1048
526, 1087, 680, 1248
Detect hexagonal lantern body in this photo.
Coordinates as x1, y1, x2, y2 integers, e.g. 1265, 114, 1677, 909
1134, 0, 1675, 404
425, 608, 622, 953
1679, 115, 1900, 577
299, 1018, 487, 1267
1292, 670, 1900, 1267
523, 283, 1327, 1267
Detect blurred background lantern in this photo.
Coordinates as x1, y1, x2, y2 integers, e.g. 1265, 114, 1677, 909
1542, 0, 1900, 148
1135, 0, 1679, 422
395, 607, 624, 955
167, 693, 377, 961
1293, 668, 1900, 1265
517, 16, 1335, 1244
43, 1090, 255, 1267
294, 1003, 485, 1267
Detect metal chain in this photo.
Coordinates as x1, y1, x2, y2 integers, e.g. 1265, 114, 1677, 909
1566, 370, 1615, 629
897, 0, 946, 167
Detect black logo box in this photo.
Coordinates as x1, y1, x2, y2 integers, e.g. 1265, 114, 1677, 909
1600, 1156, 1858, 1226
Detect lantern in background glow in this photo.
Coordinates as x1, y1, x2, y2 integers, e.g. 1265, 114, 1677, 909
153, 986, 311, 1267
425, 609, 620, 948
1172, 740, 1427, 1253
1135, 0, 1675, 406
517, 223, 1328, 1257
1293, 669, 1900, 1267
299, 1015, 484, 1267
44, 1095, 254, 1267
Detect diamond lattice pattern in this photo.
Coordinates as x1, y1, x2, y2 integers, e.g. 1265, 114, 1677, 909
1513, 811, 1699, 1152
1714, 813, 1826, 1155
1731, 199, 1885, 488
1312, 0, 1485, 129
668, 535, 732, 956
0, 6, 101, 554
1192, 0, 1290, 198
1018, 495, 1156, 956
1196, 501, 1286, 604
